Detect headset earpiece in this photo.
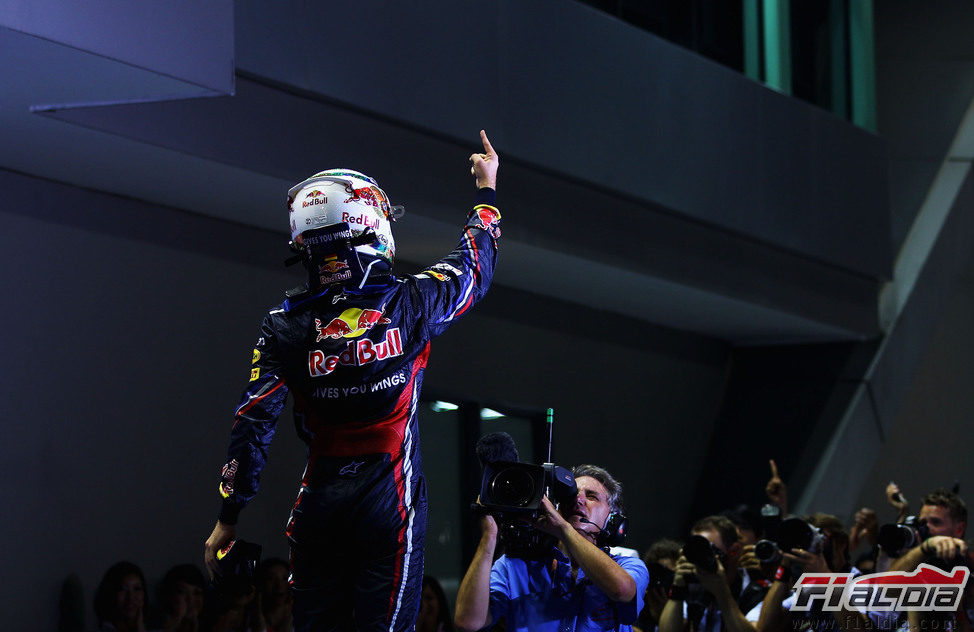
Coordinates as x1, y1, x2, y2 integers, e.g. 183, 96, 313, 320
596, 512, 629, 549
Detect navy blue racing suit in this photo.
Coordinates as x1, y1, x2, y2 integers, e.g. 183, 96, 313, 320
216, 189, 500, 631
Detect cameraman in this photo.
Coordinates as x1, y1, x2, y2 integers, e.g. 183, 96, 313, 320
889, 488, 967, 572
658, 515, 766, 632
454, 464, 649, 632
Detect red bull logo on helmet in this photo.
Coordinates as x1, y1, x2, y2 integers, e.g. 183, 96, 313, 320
308, 328, 403, 377
302, 197, 328, 208
346, 185, 391, 215
315, 308, 391, 341
341, 211, 381, 231
301, 190, 328, 208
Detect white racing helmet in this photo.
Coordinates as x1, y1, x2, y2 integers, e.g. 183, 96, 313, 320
287, 169, 401, 268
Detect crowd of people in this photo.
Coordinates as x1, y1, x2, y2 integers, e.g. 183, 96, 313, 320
80, 461, 968, 632
83, 562, 454, 632
628, 464, 970, 632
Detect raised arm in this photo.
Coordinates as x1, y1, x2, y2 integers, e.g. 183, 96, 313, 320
455, 514, 499, 632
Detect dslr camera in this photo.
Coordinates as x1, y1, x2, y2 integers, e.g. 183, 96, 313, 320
683, 534, 726, 574
479, 460, 578, 559
753, 517, 827, 565
877, 515, 930, 557
878, 516, 970, 569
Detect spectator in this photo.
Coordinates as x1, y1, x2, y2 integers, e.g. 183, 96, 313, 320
454, 464, 649, 632
765, 461, 787, 517
847, 508, 878, 555
416, 575, 454, 632
635, 539, 683, 632
722, 506, 771, 585
658, 515, 766, 632
94, 561, 147, 632
721, 507, 760, 547
255, 558, 292, 632
155, 564, 206, 632
852, 551, 876, 575
205, 586, 260, 632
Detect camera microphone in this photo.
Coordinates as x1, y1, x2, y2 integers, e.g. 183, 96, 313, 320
476, 432, 519, 467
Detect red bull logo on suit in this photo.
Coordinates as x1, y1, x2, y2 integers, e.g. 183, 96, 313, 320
308, 328, 403, 377
471, 205, 501, 238
315, 308, 392, 341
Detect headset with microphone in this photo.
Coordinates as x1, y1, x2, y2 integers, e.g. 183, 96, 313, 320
578, 513, 629, 550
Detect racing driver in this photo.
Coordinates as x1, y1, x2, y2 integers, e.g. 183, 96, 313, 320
204, 130, 500, 631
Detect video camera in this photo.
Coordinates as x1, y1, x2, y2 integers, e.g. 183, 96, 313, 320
479, 458, 578, 559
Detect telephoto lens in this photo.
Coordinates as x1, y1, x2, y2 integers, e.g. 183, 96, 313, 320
683, 535, 719, 573
877, 522, 920, 556
753, 539, 780, 564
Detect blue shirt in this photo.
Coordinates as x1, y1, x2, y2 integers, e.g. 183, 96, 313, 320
489, 546, 650, 632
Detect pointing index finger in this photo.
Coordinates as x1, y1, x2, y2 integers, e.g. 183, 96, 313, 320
480, 129, 495, 157
769, 459, 779, 478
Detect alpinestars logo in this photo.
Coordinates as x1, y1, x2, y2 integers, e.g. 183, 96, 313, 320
793, 564, 970, 612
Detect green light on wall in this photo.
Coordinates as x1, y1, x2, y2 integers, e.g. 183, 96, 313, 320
430, 401, 458, 413
849, 0, 877, 132
762, 0, 792, 95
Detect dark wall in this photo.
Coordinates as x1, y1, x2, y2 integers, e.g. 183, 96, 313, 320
686, 340, 878, 529
854, 262, 974, 527
236, 0, 890, 280
0, 168, 730, 629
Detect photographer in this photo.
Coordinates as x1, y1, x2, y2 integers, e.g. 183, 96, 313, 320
751, 514, 864, 632
888, 488, 967, 572
454, 464, 649, 632
635, 539, 683, 632
883, 489, 969, 632
658, 516, 765, 632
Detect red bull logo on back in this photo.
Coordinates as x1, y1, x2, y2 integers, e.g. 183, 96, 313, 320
318, 259, 350, 276
308, 328, 403, 377
315, 308, 392, 341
